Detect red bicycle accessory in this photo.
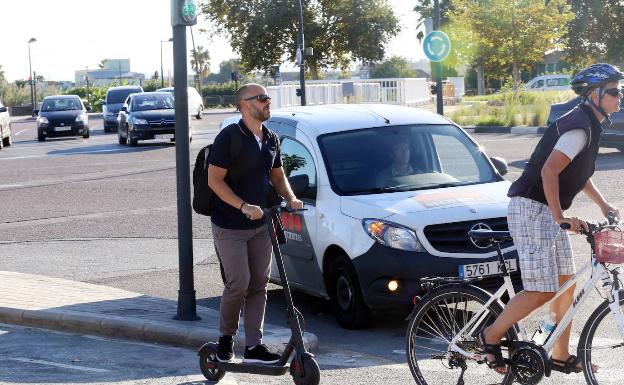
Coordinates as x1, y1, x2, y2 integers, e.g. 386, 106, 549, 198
594, 230, 624, 263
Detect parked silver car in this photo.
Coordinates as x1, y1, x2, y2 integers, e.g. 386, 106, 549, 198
0, 98, 12, 149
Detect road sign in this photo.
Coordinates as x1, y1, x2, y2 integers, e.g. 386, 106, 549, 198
423, 31, 451, 62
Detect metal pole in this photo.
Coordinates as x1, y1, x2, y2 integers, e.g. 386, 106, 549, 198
433, 0, 444, 115
172, 24, 199, 321
33, 71, 37, 108
85, 68, 90, 107
294, 0, 306, 106
160, 40, 165, 88
28, 42, 34, 111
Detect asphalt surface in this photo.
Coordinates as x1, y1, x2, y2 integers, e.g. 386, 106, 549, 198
2, 115, 624, 384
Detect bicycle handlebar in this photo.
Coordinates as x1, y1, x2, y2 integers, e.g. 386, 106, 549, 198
559, 212, 619, 235
262, 201, 306, 217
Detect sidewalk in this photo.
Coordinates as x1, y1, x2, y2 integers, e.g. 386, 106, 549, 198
0, 271, 318, 354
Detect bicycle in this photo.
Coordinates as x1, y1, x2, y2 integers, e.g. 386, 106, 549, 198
405, 215, 624, 385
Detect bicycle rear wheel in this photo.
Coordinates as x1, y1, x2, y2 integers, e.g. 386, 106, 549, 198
578, 292, 624, 385
406, 284, 517, 385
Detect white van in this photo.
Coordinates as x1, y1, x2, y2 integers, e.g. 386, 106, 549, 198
219, 104, 521, 328
157, 86, 204, 119
525, 74, 571, 92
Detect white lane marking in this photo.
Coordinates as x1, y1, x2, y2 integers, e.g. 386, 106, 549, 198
8, 357, 110, 373
0, 184, 22, 188
14, 128, 31, 136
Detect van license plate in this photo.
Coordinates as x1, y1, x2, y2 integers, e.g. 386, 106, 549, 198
155, 134, 174, 139
459, 259, 518, 278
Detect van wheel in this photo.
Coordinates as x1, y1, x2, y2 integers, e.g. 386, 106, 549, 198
329, 254, 371, 329
196, 106, 203, 119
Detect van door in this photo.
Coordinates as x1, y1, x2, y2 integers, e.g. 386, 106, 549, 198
270, 131, 323, 291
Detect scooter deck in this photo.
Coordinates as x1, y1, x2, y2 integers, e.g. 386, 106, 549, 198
218, 360, 289, 376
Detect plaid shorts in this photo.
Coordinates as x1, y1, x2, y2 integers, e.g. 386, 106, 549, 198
508, 196, 575, 292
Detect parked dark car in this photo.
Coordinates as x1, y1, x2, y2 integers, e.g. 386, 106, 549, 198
36, 95, 91, 141
547, 96, 624, 151
0, 98, 12, 149
117, 92, 186, 146
102, 86, 143, 132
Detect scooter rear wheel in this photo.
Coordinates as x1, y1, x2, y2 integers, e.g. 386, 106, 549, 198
199, 343, 225, 382
290, 355, 320, 385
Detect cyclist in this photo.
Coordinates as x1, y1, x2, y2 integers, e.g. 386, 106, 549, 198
480, 63, 623, 374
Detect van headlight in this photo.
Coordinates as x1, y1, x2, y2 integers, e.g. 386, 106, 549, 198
362, 219, 424, 252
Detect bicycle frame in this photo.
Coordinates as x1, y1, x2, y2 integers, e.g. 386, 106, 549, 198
448, 251, 624, 360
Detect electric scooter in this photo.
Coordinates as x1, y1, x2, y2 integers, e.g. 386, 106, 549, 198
198, 202, 320, 385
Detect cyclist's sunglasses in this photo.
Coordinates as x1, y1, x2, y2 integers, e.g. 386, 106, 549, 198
604, 87, 623, 97
244, 94, 272, 103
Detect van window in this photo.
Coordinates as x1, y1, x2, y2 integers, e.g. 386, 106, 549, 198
107, 88, 141, 104
318, 124, 496, 195
281, 137, 317, 201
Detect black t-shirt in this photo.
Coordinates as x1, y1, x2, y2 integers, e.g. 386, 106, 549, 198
208, 120, 282, 229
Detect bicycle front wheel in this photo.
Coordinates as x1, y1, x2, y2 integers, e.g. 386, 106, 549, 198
406, 284, 517, 385
578, 291, 624, 385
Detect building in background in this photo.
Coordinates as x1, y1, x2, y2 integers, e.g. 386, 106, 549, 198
74, 59, 145, 87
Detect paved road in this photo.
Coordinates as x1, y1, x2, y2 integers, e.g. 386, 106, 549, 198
1, 119, 623, 384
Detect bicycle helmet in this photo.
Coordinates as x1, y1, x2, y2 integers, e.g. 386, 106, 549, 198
571, 63, 624, 96
570, 63, 624, 124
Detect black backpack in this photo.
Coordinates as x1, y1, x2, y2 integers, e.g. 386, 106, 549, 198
192, 125, 243, 216
192, 124, 280, 216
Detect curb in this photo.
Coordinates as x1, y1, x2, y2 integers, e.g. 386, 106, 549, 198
464, 125, 547, 134
0, 306, 318, 354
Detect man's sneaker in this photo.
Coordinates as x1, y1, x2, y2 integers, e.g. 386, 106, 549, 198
217, 335, 234, 362
243, 344, 281, 364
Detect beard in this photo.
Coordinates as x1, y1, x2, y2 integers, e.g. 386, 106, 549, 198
251, 104, 271, 121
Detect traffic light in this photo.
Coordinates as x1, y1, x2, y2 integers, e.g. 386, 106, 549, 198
171, 0, 198, 26
430, 84, 438, 95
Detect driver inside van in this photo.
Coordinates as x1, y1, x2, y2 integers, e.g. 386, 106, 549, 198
376, 141, 420, 187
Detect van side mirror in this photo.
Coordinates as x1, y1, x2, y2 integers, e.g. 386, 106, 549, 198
99, 99, 106, 105
86, 105, 92, 112
33, 109, 39, 116
490, 157, 508, 176
0, 107, 7, 113
120, 106, 127, 112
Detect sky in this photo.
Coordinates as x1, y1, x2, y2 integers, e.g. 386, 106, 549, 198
0, 0, 424, 83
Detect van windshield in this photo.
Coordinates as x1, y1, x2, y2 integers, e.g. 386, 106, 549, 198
107, 89, 141, 104
317, 124, 498, 195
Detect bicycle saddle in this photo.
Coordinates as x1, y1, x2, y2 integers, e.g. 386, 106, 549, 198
468, 229, 512, 242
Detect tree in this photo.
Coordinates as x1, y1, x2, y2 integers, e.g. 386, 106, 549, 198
190, 46, 211, 78
199, 0, 400, 79
370, 56, 416, 78
15, 80, 27, 89
446, 0, 573, 87
413, 0, 454, 27
0, 64, 5, 83
564, 0, 624, 67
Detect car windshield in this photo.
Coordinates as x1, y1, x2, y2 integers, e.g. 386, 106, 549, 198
41, 98, 82, 112
156, 88, 174, 94
108, 89, 140, 104
131, 94, 175, 111
317, 124, 498, 195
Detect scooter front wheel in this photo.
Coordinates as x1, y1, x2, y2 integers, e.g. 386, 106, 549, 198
290, 355, 320, 385
199, 343, 225, 382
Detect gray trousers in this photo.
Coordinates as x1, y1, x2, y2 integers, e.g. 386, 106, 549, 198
211, 223, 272, 346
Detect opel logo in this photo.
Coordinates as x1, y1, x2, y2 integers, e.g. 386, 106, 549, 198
469, 222, 493, 249
60, 123, 64, 126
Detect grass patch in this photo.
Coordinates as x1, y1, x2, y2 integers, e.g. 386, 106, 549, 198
458, 90, 575, 127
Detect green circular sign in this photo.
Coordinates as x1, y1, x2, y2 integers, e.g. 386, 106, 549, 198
423, 31, 451, 62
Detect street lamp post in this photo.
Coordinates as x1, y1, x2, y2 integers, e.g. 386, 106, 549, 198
294, 0, 306, 106
161, 38, 173, 88
85, 67, 90, 107
27, 38, 37, 112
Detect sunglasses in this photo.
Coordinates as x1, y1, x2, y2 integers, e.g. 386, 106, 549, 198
244, 94, 271, 103
604, 87, 623, 97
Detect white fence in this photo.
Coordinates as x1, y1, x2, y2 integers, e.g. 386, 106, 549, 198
268, 78, 433, 109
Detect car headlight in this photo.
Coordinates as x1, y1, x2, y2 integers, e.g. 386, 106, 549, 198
75, 113, 88, 123
362, 219, 424, 252
133, 117, 148, 125
37, 116, 49, 125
